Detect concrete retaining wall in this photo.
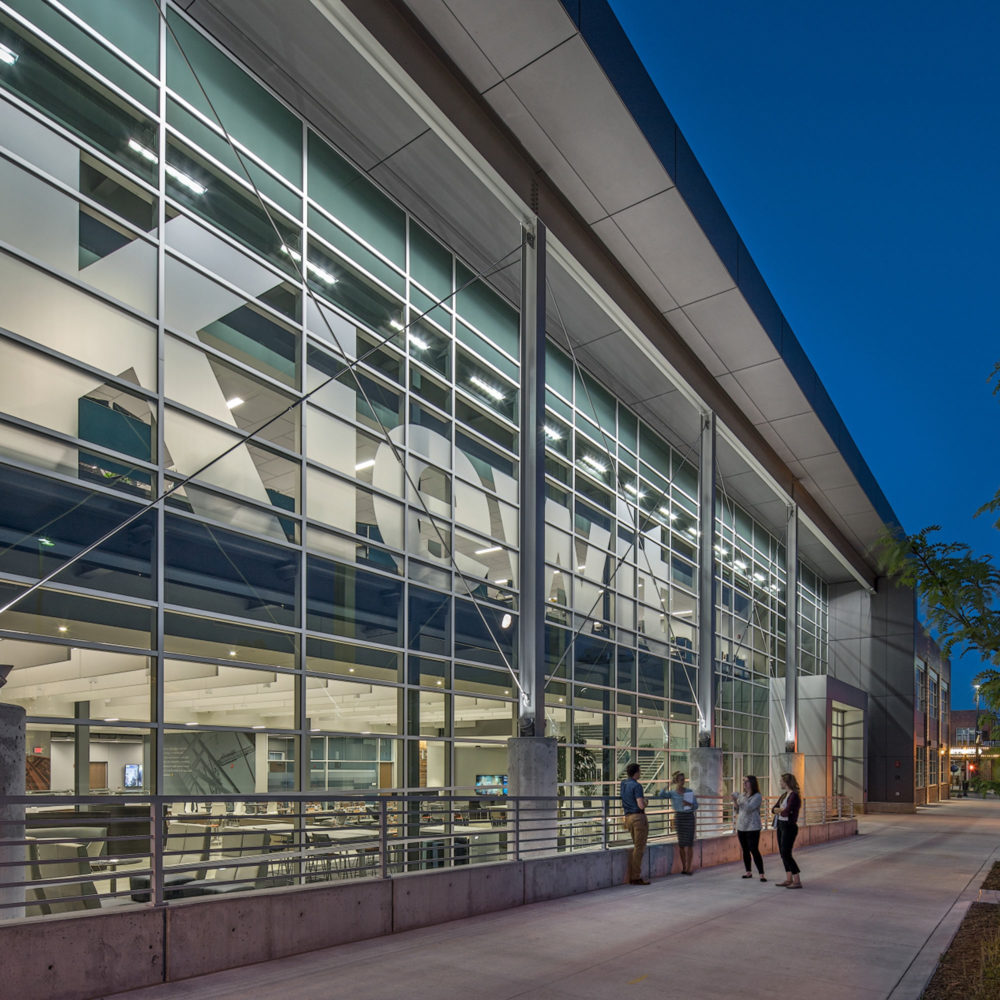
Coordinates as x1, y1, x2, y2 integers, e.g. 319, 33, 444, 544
2, 819, 857, 1000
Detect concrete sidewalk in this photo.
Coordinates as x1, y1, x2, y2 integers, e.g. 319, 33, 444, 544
106, 798, 1000, 1000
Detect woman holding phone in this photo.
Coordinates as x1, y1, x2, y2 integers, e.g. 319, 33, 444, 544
773, 772, 802, 888
731, 774, 766, 881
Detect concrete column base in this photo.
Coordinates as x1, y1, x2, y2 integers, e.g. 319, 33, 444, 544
689, 746, 723, 833
508, 737, 557, 856
773, 752, 805, 796
0, 702, 26, 920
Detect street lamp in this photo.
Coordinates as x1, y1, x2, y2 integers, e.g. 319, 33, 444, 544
974, 683, 982, 782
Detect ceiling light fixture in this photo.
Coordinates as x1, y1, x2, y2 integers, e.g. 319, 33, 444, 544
389, 320, 405, 331
408, 332, 429, 350
354, 458, 376, 471
475, 545, 501, 555
581, 454, 607, 473
543, 424, 563, 440
0, 43, 19, 65
225, 396, 244, 409
165, 162, 206, 196
500, 613, 512, 629
469, 375, 504, 401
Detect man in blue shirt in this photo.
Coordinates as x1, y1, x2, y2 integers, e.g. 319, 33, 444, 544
620, 762, 649, 885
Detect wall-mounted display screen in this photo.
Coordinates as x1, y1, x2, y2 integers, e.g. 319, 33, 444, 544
475, 773, 508, 795
124, 763, 143, 788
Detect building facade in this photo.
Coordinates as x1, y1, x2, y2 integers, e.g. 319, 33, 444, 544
0, 0, 944, 809
950, 708, 996, 787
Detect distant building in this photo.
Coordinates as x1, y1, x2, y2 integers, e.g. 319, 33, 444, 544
950, 708, 997, 785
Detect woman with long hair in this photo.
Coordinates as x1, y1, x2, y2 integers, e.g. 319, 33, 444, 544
731, 774, 766, 881
773, 772, 802, 888
658, 770, 698, 875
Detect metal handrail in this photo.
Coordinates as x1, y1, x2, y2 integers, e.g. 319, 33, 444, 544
0, 788, 853, 920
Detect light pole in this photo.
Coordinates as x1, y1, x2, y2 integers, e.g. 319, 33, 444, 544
974, 683, 982, 785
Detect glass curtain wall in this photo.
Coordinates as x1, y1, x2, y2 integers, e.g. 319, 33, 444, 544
713, 496, 784, 794
0, 0, 832, 801
542, 260, 702, 800
0, 0, 522, 796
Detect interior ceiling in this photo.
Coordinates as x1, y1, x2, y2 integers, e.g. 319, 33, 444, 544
183, 0, 892, 584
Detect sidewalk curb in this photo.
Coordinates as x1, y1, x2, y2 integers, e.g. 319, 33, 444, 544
887, 846, 1000, 999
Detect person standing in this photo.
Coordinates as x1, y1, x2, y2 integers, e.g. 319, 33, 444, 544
774, 772, 802, 888
731, 774, 766, 881
658, 771, 698, 875
620, 762, 649, 885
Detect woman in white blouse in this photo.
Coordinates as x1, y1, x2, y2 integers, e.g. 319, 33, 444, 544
731, 774, 766, 881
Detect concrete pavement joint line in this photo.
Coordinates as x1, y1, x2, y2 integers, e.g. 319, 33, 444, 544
885, 843, 1000, 1000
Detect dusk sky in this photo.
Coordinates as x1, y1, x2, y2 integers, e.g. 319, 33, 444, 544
609, 0, 1000, 709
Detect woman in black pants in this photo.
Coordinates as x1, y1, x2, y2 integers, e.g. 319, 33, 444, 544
774, 772, 802, 888
731, 774, 765, 881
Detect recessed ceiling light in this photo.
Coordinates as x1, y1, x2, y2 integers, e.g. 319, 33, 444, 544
355, 458, 376, 471
389, 320, 405, 331
543, 424, 563, 440
475, 545, 501, 555
58, 626, 68, 633
408, 333, 429, 350
500, 613, 512, 629
225, 396, 244, 409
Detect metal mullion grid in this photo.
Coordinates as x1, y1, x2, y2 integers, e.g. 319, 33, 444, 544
165, 88, 303, 203
161, 201, 299, 308
0, 142, 158, 256
305, 222, 406, 314
0, 86, 159, 210
0, 1, 158, 119
152, 4, 167, 799
307, 195, 406, 291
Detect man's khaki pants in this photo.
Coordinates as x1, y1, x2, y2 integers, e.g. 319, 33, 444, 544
624, 812, 648, 882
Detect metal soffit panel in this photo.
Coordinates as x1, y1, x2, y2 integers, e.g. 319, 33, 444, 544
191, 0, 428, 171
405, 0, 579, 82
187, 0, 895, 567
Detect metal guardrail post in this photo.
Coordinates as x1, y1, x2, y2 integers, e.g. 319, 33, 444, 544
150, 800, 166, 907
513, 797, 520, 861
602, 796, 608, 850
379, 798, 388, 880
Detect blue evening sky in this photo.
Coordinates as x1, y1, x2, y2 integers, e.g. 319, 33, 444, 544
608, 0, 1000, 709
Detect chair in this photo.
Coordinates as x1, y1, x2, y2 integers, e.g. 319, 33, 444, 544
127, 822, 211, 901
26, 840, 101, 916
175, 829, 272, 897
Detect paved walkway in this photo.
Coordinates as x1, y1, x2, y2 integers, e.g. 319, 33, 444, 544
106, 798, 1000, 1000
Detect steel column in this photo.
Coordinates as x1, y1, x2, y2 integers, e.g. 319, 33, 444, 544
697, 411, 716, 744
785, 504, 799, 750
517, 221, 546, 735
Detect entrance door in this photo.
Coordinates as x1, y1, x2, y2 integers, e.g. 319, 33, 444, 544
89, 760, 108, 790
831, 709, 846, 797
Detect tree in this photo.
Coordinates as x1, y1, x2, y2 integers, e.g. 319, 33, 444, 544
879, 362, 1000, 704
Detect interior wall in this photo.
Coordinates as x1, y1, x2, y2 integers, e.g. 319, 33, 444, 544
454, 745, 508, 791
48, 739, 145, 791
